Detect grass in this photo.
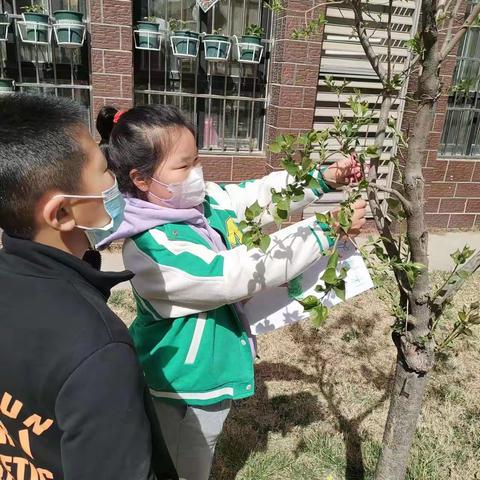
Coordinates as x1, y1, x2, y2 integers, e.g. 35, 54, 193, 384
108, 272, 480, 480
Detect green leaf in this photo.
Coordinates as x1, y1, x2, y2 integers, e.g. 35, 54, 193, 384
310, 305, 329, 327
281, 158, 299, 177
259, 235, 271, 253
238, 220, 248, 230
458, 310, 467, 322
299, 295, 320, 310
305, 175, 321, 189
358, 179, 369, 189
334, 284, 346, 301
457, 270, 471, 280
327, 251, 339, 270
322, 267, 338, 285
250, 201, 262, 217
269, 142, 282, 153
316, 213, 329, 224
292, 192, 305, 203
272, 191, 283, 204
277, 198, 291, 213
277, 208, 288, 220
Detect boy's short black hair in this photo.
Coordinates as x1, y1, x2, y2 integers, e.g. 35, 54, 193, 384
0, 94, 87, 239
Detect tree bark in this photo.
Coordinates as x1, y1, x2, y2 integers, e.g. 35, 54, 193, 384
375, 358, 429, 480
375, 1, 440, 478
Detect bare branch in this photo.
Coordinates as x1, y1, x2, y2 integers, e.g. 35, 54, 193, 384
440, 3, 480, 61
349, 0, 388, 83
431, 251, 480, 317
368, 183, 413, 212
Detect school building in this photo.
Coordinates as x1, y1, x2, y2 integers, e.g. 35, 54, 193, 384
1, 0, 479, 230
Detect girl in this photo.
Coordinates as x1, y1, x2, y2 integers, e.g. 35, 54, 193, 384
98, 105, 366, 480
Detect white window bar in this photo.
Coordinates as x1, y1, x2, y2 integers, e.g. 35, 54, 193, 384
134, 0, 271, 153
53, 21, 86, 48
232, 35, 263, 64
134, 29, 164, 51
170, 33, 200, 59
0, 17, 10, 42
17, 20, 53, 46
202, 35, 231, 62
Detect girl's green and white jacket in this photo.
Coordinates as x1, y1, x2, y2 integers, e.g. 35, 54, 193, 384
123, 170, 335, 406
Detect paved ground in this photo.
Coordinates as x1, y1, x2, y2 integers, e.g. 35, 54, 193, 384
102, 231, 480, 290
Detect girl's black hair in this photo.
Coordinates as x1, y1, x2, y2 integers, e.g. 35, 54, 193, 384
96, 104, 195, 197
96, 105, 117, 146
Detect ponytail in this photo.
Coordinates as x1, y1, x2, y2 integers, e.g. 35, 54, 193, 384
96, 106, 118, 146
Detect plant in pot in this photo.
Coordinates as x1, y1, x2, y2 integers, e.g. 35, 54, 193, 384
239, 24, 264, 61
0, 78, 15, 94
0, 13, 10, 41
136, 16, 161, 49
53, 10, 84, 46
169, 18, 199, 57
21, 4, 50, 43
203, 28, 230, 61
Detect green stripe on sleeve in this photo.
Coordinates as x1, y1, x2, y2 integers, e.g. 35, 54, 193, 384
134, 231, 225, 278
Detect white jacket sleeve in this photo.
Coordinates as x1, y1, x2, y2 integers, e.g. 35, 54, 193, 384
123, 216, 334, 319
218, 169, 332, 227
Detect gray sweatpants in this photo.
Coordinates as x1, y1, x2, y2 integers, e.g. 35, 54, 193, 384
153, 397, 231, 480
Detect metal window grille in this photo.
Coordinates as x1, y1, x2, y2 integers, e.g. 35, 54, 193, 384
440, 25, 480, 159
133, 0, 272, 153
0, 0, 92, 129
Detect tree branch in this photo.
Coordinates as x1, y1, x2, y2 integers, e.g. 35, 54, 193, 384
368, 183, 413, 213
440, 2, 480, 61
349, 0, 388, 83
431, 251, 480, 317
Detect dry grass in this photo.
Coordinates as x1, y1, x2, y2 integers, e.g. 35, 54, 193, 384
109, 273, 480, 480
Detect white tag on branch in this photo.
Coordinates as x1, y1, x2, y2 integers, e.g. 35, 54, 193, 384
244, 240, 374, 335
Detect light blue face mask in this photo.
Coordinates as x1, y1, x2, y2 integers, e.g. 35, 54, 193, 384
55, 176, 125, 249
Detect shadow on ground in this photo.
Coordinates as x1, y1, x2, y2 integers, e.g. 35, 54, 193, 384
211, 308, 393, 480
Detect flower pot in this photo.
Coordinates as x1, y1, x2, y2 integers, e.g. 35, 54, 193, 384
0, 78, 15, 94
22, 12, 50, 43
171, 30, 199, 57
203, 34, 230, 60
53, 10, 84, 45
239, 35, 262, 61
137, 21, 160, 49
0, 14, 9, 40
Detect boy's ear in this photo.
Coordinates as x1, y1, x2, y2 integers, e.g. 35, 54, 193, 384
130, 168, 150, 193
41, 195, 77, 232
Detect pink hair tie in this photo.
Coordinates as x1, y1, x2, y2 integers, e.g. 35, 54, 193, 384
113, 110, 126, 124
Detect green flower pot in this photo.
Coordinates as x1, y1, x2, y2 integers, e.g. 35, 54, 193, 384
53, 10, 84, 45
0, 78, 15, 94
0, 14, 9, 40
240, 35, 262, 61
172, 30, 199, 57
204, 34, 229, 60
23, 12, 49, 43
137, 21, 160, 49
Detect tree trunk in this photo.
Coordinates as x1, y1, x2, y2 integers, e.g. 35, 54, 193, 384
375, 1, 440, 478
375, 358, 429, 480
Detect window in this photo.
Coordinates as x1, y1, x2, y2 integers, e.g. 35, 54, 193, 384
440, 16, 480, 158
1, 0, 92, 128
133, 0, 272, 153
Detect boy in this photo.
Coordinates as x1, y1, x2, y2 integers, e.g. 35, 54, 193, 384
0, 94, 178, 480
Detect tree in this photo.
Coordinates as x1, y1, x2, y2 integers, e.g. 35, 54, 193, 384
248, 0, 480, 478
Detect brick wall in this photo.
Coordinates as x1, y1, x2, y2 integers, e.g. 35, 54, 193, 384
90, 0, 134, 128
402, 1, 480, 230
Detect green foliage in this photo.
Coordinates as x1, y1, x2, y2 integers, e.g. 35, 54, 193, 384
244, 24, 264, 37
143, 16, 157, 22
263, 0, 284, 14
168, 18, 188, 31
21, 3, 46, 13
449, 78, 476, 94
437, 301, 480, 350
292, 13, 327, 40
405, 34, 425, 57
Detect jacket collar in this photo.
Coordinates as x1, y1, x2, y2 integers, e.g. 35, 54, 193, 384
1, 233, 133, 299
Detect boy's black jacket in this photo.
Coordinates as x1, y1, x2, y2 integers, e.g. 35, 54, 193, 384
0, 234, 178, 480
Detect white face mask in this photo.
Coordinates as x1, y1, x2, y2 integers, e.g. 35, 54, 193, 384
150, 166, 206, 209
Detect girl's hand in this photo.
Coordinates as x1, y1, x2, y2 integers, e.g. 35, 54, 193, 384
331, 199, 367, 237
321, 153, 364, 188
